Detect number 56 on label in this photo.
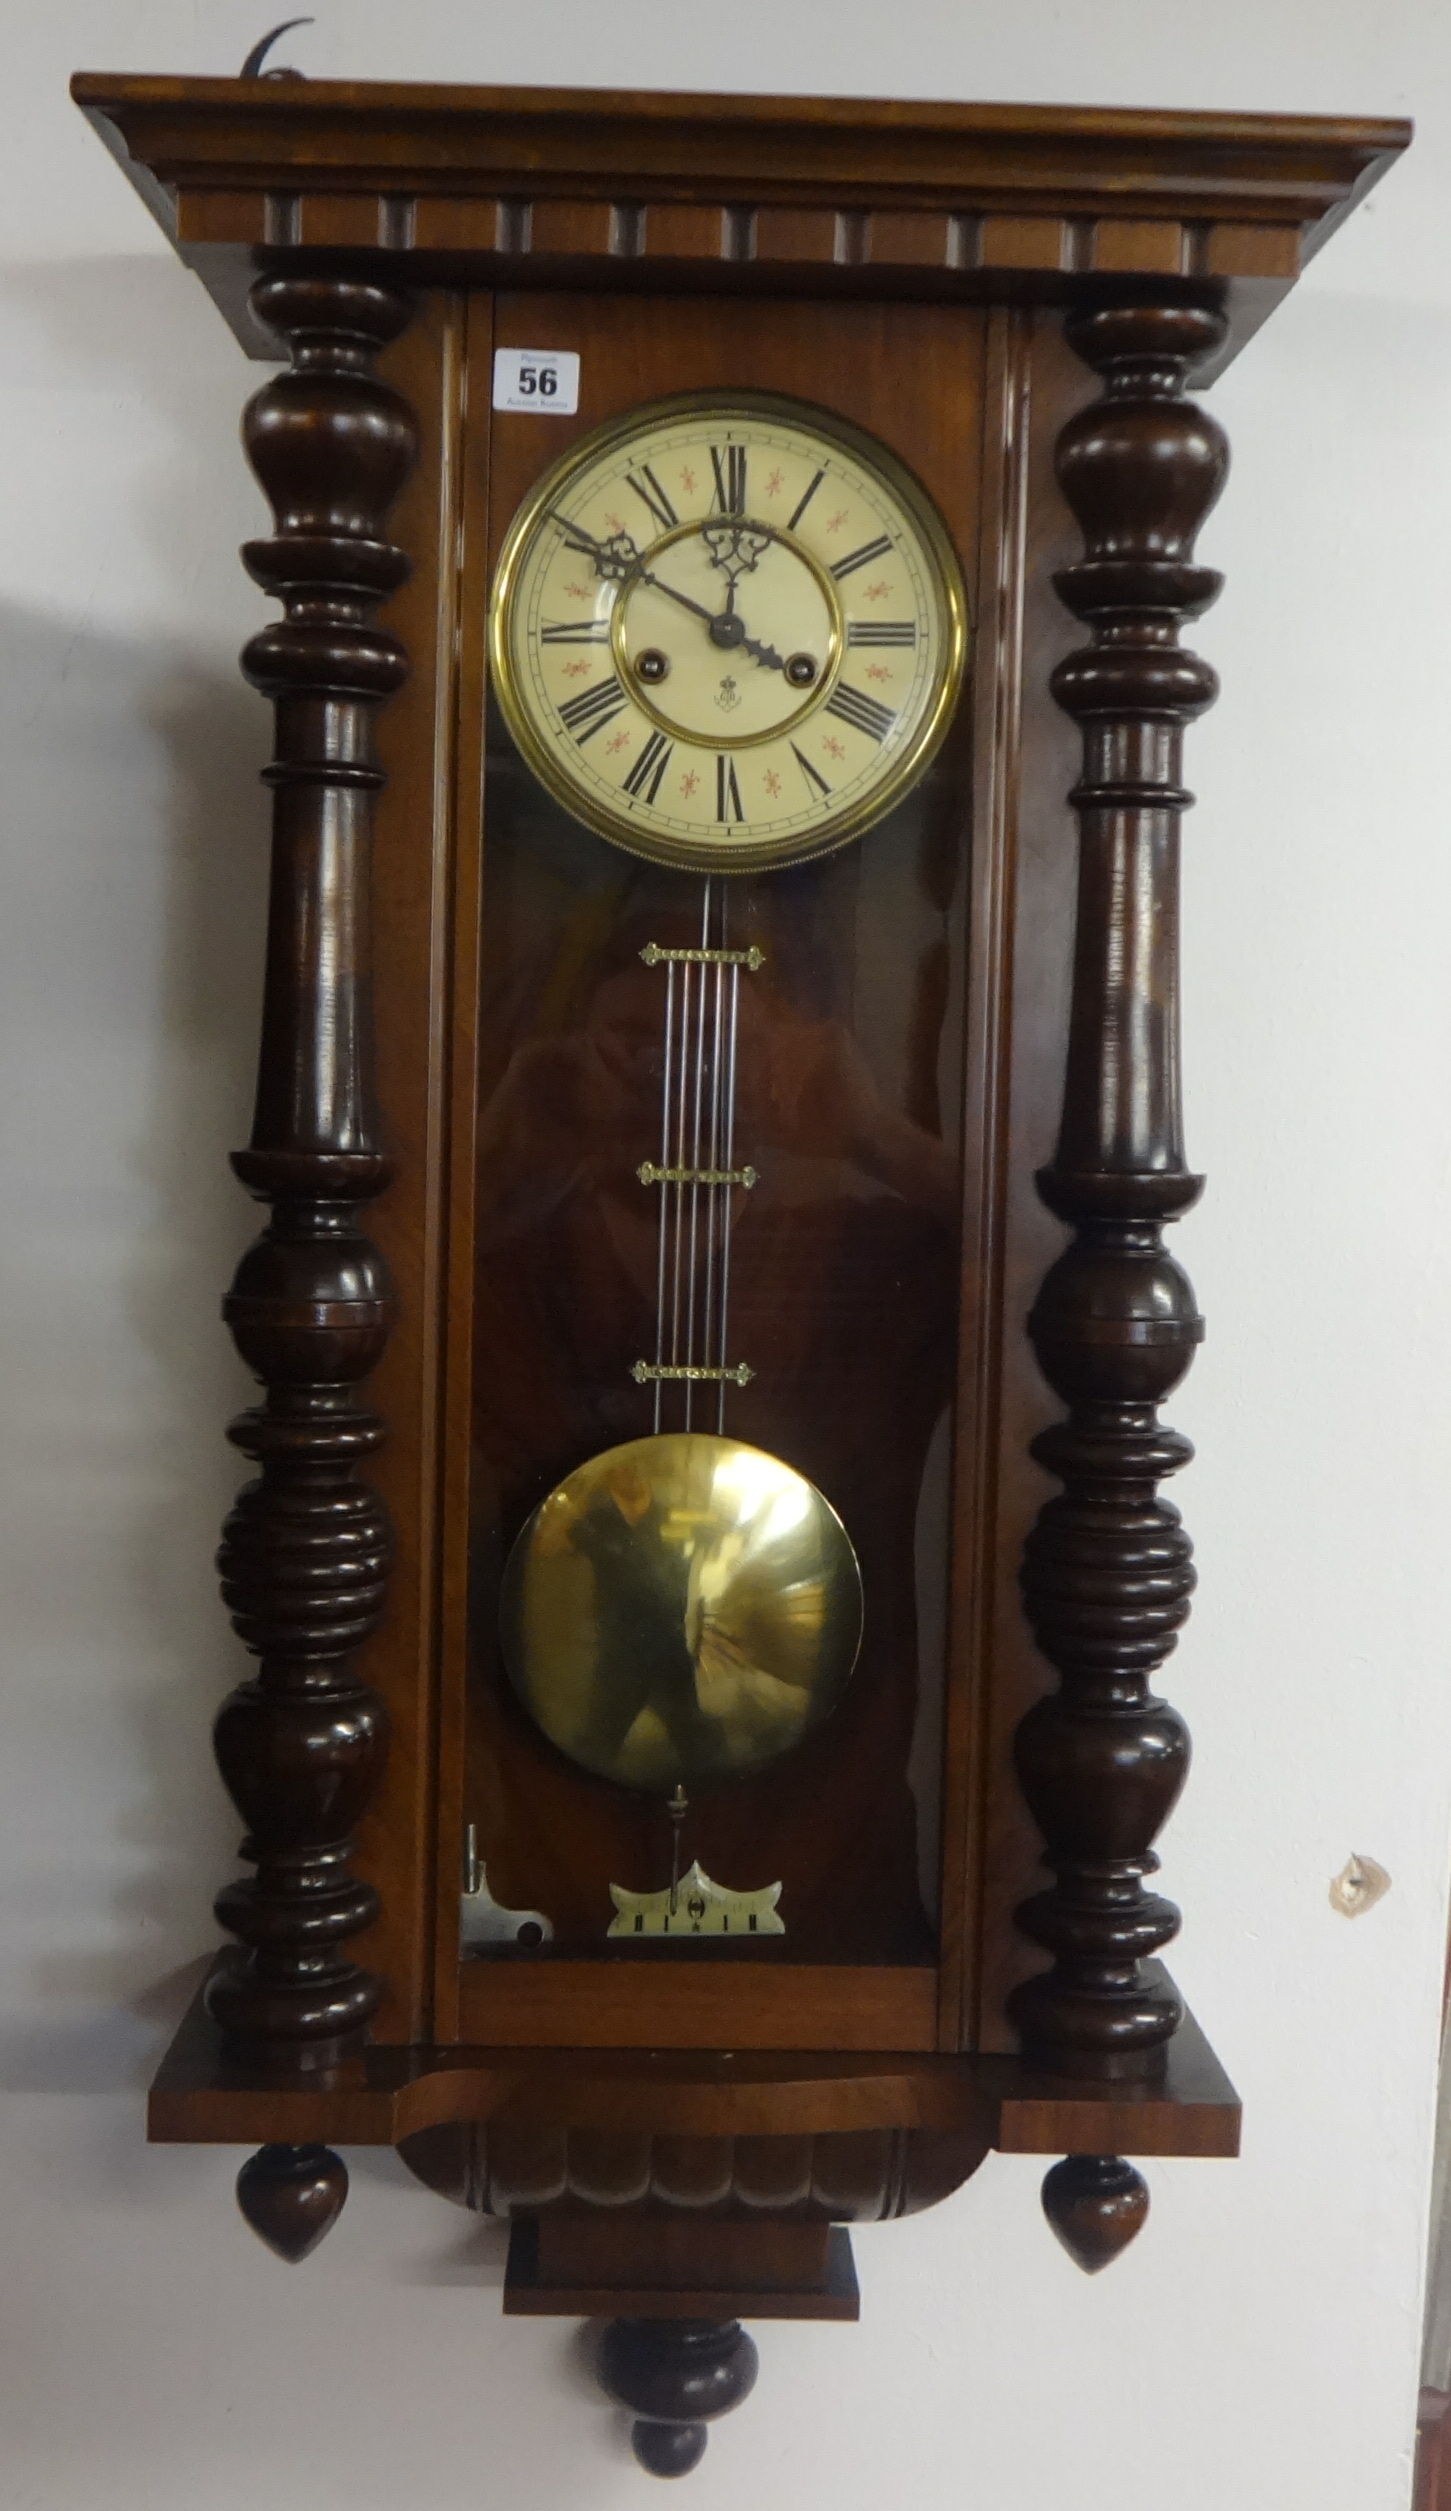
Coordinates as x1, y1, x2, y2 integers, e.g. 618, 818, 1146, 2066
493, 348, 581, 415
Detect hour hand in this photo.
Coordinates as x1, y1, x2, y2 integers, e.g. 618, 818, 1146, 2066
550, 513, 642, 583
634, 567, 786, 672
738, 630, 786, 673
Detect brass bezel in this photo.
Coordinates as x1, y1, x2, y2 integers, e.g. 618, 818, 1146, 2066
488, 389, 970, 874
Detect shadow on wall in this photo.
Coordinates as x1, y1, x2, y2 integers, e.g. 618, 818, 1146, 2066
0, 253, 284, 2093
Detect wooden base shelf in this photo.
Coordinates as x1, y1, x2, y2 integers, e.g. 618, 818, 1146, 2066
148, 1968, 1239, 2159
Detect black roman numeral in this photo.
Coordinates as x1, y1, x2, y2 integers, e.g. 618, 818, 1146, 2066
787, 468, 825, 532
847, 620, 916, 647
622, 730, 674, 804
558, 675, 627, 743
830, 533, 893, 581
716, 755, 744, 822
541, 619, 611, 643
791, 742, 832, 799
710, 444, 748, 515
626, 466, 679, 535
825, 683, 897, 743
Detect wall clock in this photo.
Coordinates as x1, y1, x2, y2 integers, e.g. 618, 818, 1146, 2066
74, 66, 1406, 2478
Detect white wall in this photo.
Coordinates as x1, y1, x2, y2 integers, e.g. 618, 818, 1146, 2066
1, 3, 1447, 2505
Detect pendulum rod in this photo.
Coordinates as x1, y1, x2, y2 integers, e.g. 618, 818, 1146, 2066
701, 891, 727, 1433
718, 936, 742, 1435
667, 1781, 689, 1917
634, 889, 760, 1428
650, 953, 677, 1434
682, 879, 714, 1429
668, 948, 692, 1395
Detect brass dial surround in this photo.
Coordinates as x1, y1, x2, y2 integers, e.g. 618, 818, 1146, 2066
489, 389, 969, 873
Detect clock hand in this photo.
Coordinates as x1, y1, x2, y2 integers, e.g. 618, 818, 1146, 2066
631, 568, 718, 627
547, 512, 642, 582
736, 628, 787, 673
631, 562, 787, 673
549, 517, 785, 670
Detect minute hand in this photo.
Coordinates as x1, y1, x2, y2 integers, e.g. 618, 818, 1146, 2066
634, 566, 786, 673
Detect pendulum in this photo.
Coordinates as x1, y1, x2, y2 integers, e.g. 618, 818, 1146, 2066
498, 877, 863, 1931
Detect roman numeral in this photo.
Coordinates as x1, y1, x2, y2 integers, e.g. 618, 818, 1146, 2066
558, 675, 627, 743
825, 683, 897, 743
830, 533, 893, 580
541, 619, 611, 643
847, 620, 916, 647
791, 742, 831, 799
787, 469, 825, 532
622, 730, 674, 804
710, 444, 748, 515
626, 466, 679, 535
716, 755, 744, 822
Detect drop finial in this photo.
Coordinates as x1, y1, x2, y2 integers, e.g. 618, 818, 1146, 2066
1041, 2155, 1149, 2272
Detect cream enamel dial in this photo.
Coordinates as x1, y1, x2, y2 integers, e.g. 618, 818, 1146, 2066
490, 392, 968, 871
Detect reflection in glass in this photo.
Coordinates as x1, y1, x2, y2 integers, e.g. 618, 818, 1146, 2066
465, 725, 967, 1959
500, 1432, 863, 1793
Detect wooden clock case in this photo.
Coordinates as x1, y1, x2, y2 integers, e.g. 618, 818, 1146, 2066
74, 68, 1406, 2471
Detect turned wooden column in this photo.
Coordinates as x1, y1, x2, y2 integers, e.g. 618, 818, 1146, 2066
1011, 301, 1227, 2085
206, 275, 417, 2076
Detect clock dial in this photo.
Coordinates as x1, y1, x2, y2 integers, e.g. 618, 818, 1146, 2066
490, 392, 968, 871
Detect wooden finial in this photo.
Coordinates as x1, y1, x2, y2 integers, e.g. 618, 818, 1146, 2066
598, 2318, 759, 2477
236, 2143, 349, 2262
1042, 2154, 1150, 2272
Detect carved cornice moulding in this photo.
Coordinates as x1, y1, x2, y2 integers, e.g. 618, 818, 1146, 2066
72, 75, 1408, 370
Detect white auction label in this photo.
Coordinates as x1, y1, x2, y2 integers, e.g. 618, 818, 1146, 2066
492, 347, 581, 415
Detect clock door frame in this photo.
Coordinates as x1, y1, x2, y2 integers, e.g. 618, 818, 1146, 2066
442, 288, 991, 2054
336, 288, 1092, 2060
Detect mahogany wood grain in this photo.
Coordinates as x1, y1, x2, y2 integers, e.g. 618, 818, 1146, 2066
429, 289, 496, 2049
455, 1960, 937, 2052
937, 302, 1032, 2051
969, 310, 1096, 2055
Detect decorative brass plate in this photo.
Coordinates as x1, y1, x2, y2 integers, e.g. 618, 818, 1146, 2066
499, 1432, 863, 1794
607, 1859, 785, 1937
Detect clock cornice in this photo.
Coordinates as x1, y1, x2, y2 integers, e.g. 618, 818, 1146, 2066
72, 73, 1408, 373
